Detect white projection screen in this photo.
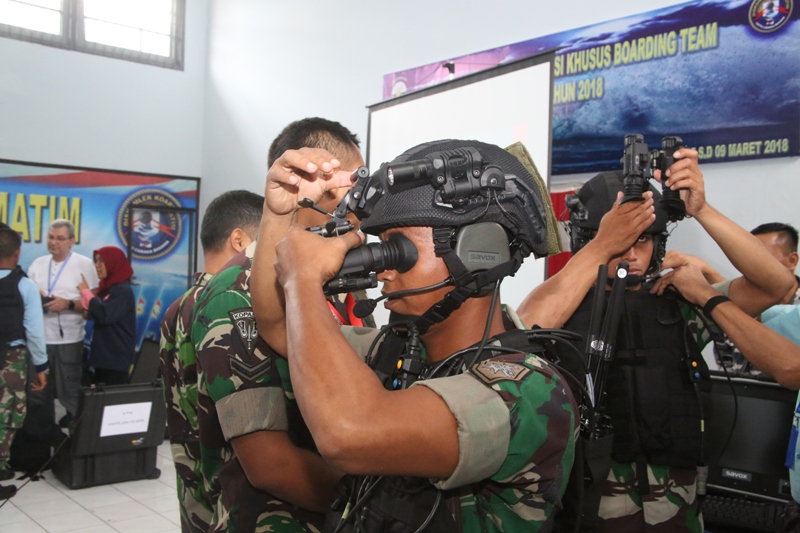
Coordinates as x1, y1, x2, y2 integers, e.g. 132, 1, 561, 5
366, 51, 555, 327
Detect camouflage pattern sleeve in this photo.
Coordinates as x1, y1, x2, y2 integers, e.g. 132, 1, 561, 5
464, 353, 577, 533
419, 352, 577, 532
192, 249, 326, 533
160, 273, 215, 533
678, 301, 713, 352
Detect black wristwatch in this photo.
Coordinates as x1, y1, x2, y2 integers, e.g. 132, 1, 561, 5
68, 300, 75, 311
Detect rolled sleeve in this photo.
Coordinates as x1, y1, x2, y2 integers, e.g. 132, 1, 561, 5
713, 279, 732, 297
216, 387, 288, 441
413, 373, 510, 490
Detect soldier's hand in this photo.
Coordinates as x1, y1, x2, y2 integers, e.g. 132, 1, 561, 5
654, 147, 705, 217
275, 223, 364, 288
650, 263, 719, 306
266, 148, 355, 217
594, 191, 655, 258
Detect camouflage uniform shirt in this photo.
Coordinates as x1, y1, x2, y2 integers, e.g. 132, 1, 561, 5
192, 243, 324, 533
339, 307, 578, 532
160, 271, 214, 533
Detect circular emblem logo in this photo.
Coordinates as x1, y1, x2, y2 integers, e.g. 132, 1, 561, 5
391, 78, 408, 98
117, 188, 183, 260
749, 0, 793, 32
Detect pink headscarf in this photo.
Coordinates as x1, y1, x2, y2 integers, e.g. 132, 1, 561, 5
94, 246, 133, 296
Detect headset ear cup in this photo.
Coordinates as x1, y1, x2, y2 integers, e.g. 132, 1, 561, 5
454, 223, 511, 296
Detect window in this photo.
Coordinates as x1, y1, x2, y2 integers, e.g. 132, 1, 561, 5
0, 0, 185, 70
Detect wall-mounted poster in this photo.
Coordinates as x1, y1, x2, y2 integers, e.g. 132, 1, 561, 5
0, 159, 199, 351
383, 0, 799, 174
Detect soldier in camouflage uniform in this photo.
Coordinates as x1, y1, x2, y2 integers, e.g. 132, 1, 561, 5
518, 152, 794, 532
160, 190, 264, 533
254, 139, 578, 532
0, 223, 48, 500
193, 118, 372, 533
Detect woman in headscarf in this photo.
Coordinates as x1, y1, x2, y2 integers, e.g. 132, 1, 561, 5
77, 246, 136, 385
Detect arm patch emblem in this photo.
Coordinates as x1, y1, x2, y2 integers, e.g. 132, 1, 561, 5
228, 354, 271, 380
228, 308, 258, 355
470, 359, 531, 385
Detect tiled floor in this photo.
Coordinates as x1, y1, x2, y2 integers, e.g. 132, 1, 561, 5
0, 441, 180, 533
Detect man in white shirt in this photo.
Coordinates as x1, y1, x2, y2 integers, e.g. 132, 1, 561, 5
27, 219, 99, 427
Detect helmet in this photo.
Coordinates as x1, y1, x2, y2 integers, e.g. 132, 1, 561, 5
567, 170, 669, 276
359, 139, 550, 332
361, 139, 549, 258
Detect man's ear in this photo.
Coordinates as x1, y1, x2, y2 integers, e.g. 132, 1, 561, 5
788, 251, 799, 271
229, 228, 251, 253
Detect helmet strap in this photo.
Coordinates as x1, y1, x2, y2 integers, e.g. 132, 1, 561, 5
414, 227, 522, 335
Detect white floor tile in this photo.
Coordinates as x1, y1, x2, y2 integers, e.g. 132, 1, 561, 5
0, 502, 31, 526
160, 505, 181, 526
111, 478, 176, 501
158, 471, 178, 489
33, 509, 106, 532
92, 500, 156, 523
16, 494, 85, 518
8, 480, 70, 506
68, 525, 119, 533
139, 495, 179, 514
1, 518, 48, 532
108, 512, 177, 533
59, 486, 135, 511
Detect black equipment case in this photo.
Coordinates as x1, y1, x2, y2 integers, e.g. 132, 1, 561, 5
53, 380, 166, 489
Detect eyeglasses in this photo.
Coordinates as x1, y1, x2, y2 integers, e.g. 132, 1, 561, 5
47, 235, 73, 242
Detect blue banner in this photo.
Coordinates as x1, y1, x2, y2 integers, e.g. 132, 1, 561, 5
0, 161, 198, 350
383, 0, 799, 174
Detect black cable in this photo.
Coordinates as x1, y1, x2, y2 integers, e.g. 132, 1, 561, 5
463, 282, 501, 371
333, 475, 385, 533
0, 405, 82, 510
412, 489, 442, 533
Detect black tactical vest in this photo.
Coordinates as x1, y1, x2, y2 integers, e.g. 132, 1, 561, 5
324, 315, 559, 533
562, 285, 708, 468
0, 266, 27, 347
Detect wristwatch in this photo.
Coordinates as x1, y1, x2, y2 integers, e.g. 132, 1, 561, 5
68, 300, 75, 311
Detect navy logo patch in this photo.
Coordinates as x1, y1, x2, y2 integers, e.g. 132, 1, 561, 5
117, 188, 183, 260
229, 308, 258, 355
470, 360, 532, 385
749, 0, 793, 33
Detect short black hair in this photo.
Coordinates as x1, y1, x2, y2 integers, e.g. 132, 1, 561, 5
200, 190, 265, 253
267, 117, 361, 168
751, 222, 798, 253
0, 223, 21, 259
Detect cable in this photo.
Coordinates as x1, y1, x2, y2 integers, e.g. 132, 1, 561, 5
0, 407, 82, 510
462, 281, 501, 370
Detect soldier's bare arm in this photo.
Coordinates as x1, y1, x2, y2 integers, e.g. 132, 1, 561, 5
232, 430, 343, 512
275, 223, 462, 478
654, 148, 794, 315
252, 148, 352, 356
517, 191, 655, 329
652, 264, 800, 388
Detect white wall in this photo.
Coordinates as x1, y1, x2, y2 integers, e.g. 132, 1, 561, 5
1, 0, 797, 287
199, 0, 691, 210
0, 1, 210, 177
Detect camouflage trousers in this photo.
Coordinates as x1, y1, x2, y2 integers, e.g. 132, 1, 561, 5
0, 346, 28, 469
170, 441, 213, 533
597, 461, 703, 533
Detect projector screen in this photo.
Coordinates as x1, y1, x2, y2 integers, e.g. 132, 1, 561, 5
366, 51, 555, 327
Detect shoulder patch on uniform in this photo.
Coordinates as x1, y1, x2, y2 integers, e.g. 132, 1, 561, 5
228, 354, 271, 380
228, 308, 258, 355
469, 359, 532, 385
